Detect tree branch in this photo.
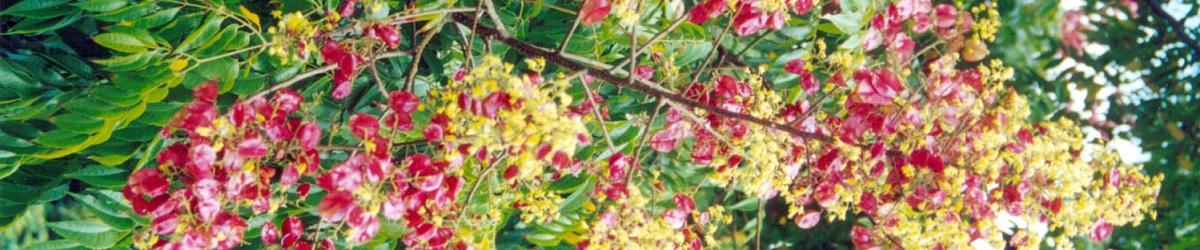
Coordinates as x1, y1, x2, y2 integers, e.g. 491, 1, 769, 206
449, 13, 830, 142
1144, 0, 1200, 61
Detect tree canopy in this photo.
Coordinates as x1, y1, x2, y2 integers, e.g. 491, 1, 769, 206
0, 0, 1193, 249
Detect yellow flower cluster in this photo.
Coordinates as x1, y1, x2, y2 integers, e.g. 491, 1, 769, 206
708, 74, 799, 201
267, 12, 318, 64
846, 59, 1161, 249
518, 187, 564, 224
971, 3, 1002, 42
434, 56, 588, 181
585, 187, 688, 249
432, 56, 589, 244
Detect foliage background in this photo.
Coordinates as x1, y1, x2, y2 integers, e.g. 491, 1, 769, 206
0, 0, 1195, 249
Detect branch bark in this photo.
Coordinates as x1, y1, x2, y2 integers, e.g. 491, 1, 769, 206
449, 13, 830, 142
1144, 0, 1200, 62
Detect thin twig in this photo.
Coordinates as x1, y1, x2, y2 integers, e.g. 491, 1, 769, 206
406, 23, 443, 91
735, 30, 773, 58
1144, 0, 1200, 62
368, 52, 388, 94
557, 8, 584, 53
692, 5, 740, 83
450, 13, 828, 142
581, 77, 618, 152
631, 101, 665, 163
606, 17, 688, 76
250, 50, 412, 100
481, 0, 510, 38
755, 198, 765, 249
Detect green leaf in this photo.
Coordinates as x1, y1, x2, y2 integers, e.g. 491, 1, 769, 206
33, 129, 86, 148
20, 239, 86, 250
779, 26, 813, 41
71, 0, 126, 12
69, 191, 135, 230
840, 32, 865, 49
192, 58, 239, 91
3, 11, 83, 35
88, 154, 134, 167
557, 176, 596, 213
0, 182, 38, 203
111, 73, 155, 93
0, 61, 36, 98
545, 174, 588, 193
131, 7, 180, 29
63, 98, 120, 118
91, 85, 139, 107
730, 197, 761, 212
526, 233, 562, 247
94, 32, 151, 53
97, 51, 164, 72
91, 1, 153, 22
229, 73, 266, 96
65, 166, 127, 189
137, 102, 183, 126
47, 220, 120, 249
824, 12, 863, 34
177, 15, 226, 53
36, 184, 69, 203
0, 0, 70, 16
52, 113, 104, 134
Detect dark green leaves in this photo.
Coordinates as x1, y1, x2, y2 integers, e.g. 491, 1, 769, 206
71, 0, 127, 12
95, 32, 154, 53
47, 220, 122, 249
32, 130, 86, 148
64, 166, 127, 189
0, 0, 72, 18
69, 190, 137, 230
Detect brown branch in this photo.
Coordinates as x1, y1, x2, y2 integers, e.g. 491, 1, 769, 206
1143, 0, 1200, 62
406, 27, 439, 91
449, 13, 830, 142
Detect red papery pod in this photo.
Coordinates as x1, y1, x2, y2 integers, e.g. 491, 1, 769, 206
851, 225, 878, 250
348, 113, 380, 139
423, 113, 450, 141
389, 91, 420, 113
339, 0, 357, 18
664, 194, 697, 229
579, 0, 612, 25
318, 190, 357, 222
634, 65, 654, 80
212, 213, 247, 249
320, 40, 363, 100
933, 4, 959, 35
909, 148, 945, 174
794, 0, 814, 15
732, 3, 766, 36
795, 210, 821, 229
1090, 219, 1113, 242
123, 169, 170, 215
237, 137, 269, 159
348, 206, 381, 242
688, 0, 726, 24
853, 68, 904, 106
274, 88, 304, 113
282, 216, 304, 248
261, 221, 280, 245
368, 24, 402, 48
